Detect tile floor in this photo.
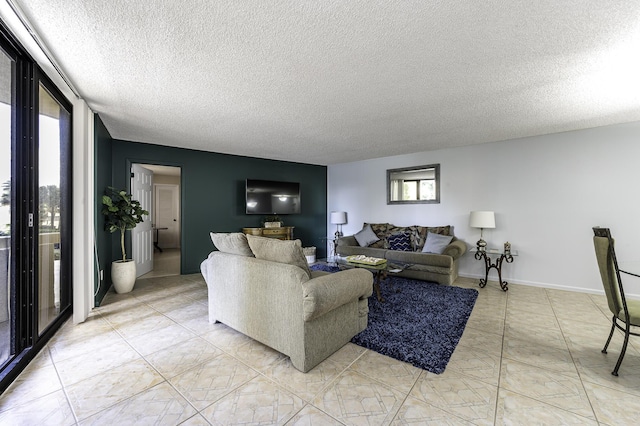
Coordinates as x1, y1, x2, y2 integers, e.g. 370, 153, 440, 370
1, 274, 639, 425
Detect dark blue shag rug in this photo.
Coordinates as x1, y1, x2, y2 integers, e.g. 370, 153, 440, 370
310, 264, 478, 374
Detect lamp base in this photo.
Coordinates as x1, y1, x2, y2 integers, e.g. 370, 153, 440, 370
334, 230, 343, 239
476, 238, 487, 251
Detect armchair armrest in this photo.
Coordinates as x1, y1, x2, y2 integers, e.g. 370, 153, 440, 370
442, 239, 467, 259
302, 268, 373, 321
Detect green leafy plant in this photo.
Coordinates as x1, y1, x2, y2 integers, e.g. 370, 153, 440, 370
263, 215, 282, 225
101, 186, 148, 262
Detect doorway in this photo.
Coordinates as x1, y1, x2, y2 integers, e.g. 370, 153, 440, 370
135, 164, 181, 279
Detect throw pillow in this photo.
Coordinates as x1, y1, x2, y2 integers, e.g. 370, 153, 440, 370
365, 223, 389, 248
386, 225, 410, 249
421, 232, 454, 254
210, 232, 254, 257
387, 232, 412, 251
354, 224, 380, 247
246, 235, 311, 278
412, 225, 452, 251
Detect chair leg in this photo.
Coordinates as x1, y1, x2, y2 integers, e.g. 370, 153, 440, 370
602, 318, 616, 354
612, 325, 631, 376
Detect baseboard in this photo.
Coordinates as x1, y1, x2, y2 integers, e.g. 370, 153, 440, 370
457, 273, 640, 301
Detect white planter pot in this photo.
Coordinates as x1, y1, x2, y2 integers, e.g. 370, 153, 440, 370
111, 260, 136, 294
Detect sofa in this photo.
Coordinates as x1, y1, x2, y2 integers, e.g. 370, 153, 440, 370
336, 223, 466, 285
200, 233, 373, 372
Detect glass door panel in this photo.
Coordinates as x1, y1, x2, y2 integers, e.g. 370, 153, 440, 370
0, 49, 14, 367
37, 84, 70, 335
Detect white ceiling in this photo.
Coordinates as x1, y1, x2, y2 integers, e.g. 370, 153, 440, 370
14, 1, 640, 165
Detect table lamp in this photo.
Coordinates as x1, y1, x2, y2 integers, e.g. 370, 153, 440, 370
330, 211, 347, 239
469, 211, 495, 251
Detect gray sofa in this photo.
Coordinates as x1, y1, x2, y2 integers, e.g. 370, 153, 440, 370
336, 223, 466, 285
200, 233, 373, 372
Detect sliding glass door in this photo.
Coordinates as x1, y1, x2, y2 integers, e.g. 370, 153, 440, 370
0, 22, 73, 392
37, 84, 71, 335
0, 40, 13, 368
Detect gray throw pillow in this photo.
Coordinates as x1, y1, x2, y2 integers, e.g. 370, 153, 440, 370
246, 235, 311, 278
354, 224, 380, 247
210, 232, 254, 257
421, 232, 454, 254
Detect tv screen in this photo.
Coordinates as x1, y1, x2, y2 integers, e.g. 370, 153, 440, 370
246, 179, 301, 214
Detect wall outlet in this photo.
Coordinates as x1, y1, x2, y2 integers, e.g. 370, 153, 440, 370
100, 270, 104, 281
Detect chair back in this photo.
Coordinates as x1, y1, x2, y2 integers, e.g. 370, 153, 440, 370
593, 227, 625, 317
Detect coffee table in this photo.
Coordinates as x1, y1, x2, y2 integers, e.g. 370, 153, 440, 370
335, 256, 411, 302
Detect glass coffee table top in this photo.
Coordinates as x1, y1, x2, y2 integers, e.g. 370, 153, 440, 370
334, 256, 412, 302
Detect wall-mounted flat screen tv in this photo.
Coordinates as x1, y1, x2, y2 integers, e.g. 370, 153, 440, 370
246, 179, 301, 214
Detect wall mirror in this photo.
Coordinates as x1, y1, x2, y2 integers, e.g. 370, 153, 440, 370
387, 164, 440, 204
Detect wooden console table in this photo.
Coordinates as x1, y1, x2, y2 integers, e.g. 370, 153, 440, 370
242, 226, 294, 240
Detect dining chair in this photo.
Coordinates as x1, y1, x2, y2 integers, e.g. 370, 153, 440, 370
593, 227, 640, 376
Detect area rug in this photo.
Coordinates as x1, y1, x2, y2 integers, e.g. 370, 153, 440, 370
310, 264, 478, 374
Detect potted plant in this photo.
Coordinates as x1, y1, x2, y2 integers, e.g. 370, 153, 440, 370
101, 186, 148, 293
263, 215, 282, 228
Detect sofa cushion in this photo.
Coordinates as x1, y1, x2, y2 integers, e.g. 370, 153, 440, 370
210, 232, 254, 257
422, 232, 454, 254
385, 249, 453, 269
246, 235, 311, 278
387, 232, 412, 251
365, 223, 389, 248
354, 224, 380, 247
411, 225, 452, 251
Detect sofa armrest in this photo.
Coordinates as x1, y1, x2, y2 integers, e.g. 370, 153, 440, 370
442, 239, 467, 259
337, 236, 358, 247
302, 268, 373, 321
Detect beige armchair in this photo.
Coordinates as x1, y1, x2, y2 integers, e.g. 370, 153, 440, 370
201, 233, 373, 372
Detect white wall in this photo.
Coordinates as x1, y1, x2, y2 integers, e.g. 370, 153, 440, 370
328, 122, 640, 297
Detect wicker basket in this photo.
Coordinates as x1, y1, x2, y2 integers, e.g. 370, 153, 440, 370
303, 246, 316, 264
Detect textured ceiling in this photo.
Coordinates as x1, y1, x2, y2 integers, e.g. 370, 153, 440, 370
13, 1, 640, 165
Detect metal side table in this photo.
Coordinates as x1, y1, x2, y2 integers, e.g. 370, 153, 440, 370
471, 248, 518, 291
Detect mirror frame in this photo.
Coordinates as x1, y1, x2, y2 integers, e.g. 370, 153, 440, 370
387, 164, 440, 205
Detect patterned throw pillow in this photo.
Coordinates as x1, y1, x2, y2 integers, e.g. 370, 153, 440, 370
411, 225, 452, 251
387, 232, 412, 252
365, 223, 389, 249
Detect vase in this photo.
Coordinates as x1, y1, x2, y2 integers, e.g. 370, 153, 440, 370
111, 260, 137, 293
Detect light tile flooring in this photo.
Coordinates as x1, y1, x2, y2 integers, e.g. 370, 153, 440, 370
1, 274, 640, 425
139, 248, 181, 279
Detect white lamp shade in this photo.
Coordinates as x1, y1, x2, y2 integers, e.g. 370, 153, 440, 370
330, 211, 347, 225
469, 211, 495, 229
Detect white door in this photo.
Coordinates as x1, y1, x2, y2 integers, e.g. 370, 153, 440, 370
154, 184, 180, 249
131, 164, 153, 276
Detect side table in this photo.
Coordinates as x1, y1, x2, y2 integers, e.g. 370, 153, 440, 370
471, 248, 518, 291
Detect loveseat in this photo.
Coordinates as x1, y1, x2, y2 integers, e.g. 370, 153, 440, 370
336, 223, 466, 285
200, 233, 373, 372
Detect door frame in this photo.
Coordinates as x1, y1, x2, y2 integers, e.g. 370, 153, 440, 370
124, 162, 182, 275
154, 183, 180, 249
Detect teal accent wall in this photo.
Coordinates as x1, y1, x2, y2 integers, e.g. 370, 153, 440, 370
107, 139, 327, 280
94, 116, 114, 305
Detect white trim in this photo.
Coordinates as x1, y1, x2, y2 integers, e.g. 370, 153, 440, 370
72, 100, 95, 323
458, 273, 640, 301
1, 2, 96, 323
